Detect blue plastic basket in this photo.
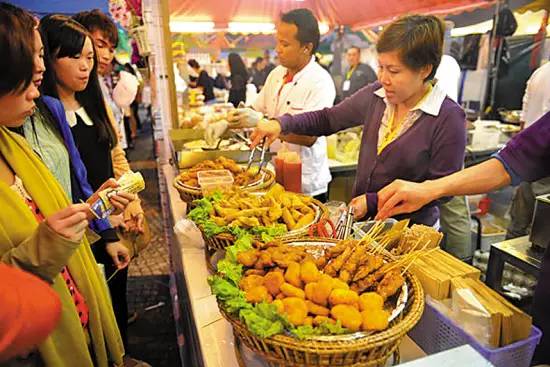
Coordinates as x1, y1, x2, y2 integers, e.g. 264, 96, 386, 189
409, 302, 541, 367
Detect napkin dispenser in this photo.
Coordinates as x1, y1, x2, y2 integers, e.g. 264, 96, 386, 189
530, 194, 550, 250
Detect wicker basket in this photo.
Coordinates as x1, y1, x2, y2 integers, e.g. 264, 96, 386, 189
201, 198, 329, 252
217, 239, 425, 367
173, 168, 275, 206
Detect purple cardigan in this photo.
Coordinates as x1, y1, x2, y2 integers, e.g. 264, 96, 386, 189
496, 110, 550, 183
278, 82, 467, 225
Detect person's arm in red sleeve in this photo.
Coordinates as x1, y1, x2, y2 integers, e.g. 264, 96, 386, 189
0, 264, 61, 362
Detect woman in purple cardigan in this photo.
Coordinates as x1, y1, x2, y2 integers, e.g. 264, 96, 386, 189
252, 15, 466, 226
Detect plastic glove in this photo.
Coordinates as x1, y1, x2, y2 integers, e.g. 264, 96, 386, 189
205, 120, 229, 146
227, 107, 263, 128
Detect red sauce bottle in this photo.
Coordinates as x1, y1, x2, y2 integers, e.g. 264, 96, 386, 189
283, 152, 302, 193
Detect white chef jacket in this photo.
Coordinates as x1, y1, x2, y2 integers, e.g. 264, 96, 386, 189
435, 55, 461, 102
253, 57, 336, 196
521, 61, 550, 128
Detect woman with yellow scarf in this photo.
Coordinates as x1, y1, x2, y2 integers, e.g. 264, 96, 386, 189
0, 3, 132, 366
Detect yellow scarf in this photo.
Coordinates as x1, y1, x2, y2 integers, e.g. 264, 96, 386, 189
0, 127, 124, 367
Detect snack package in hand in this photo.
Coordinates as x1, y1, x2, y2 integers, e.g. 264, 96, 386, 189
91, 171, 145, 219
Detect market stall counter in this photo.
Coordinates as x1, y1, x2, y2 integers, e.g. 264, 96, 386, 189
163, 162, 440, 367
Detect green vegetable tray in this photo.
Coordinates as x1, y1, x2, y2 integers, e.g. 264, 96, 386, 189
215, 238, 425, 367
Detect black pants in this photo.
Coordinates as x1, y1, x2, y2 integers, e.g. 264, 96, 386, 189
92, 243, 129, 349
532, 244, 550, 364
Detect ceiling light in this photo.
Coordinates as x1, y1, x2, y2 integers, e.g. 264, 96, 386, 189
228, 22, 275, 34
170, 21, 215, 33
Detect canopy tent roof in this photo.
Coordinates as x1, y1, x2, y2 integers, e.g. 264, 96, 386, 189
8, 0, 108, 17
170, 0, 497, 30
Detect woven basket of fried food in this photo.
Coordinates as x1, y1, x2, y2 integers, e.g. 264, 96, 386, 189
198, 185, 329, 252
173, 156, 275, 205
213, 238, 425, 367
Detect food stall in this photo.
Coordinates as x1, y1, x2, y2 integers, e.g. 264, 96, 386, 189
135, 0, 549, 366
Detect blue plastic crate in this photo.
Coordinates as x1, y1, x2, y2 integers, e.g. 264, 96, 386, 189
409, 302, 541, 367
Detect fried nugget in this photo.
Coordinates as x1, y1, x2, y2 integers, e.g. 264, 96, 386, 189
358, 292, 385, 312
300, 260, 321, 284
280, 283, 306, 299
255, 251, 274, 270
329, 289, 359, 307
237, 249, 259, 267
263, 271, 285, 296
245, 286, 272, 304
305, 278, 333, 306
304, 317, 314, 327
244, 269, 266, 277
239, 275, 264, 292
306, 300, 330, 317
331, 305, 362, 332
361, 309, 390, 331
284, 262, 303, 288
282, 297, 308, 326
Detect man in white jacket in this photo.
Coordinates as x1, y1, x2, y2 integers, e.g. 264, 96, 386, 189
228, 9, 336, 201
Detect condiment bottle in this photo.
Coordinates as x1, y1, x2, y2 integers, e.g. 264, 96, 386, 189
283, 152, 302, 193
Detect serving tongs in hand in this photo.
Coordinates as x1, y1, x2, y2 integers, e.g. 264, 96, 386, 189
245, 137, 268, 177
335, 206, 355, 239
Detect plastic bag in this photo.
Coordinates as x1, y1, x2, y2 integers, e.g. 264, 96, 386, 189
174, 218, 204, 249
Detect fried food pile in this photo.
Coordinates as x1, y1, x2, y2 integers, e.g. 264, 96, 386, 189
236, 240, 405, 333
177, 157, 256, 187
209, 184, 317, 230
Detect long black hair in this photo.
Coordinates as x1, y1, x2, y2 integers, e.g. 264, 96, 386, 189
39, 14, 117, 147
0, 2, 35, 97
228, 53, 248, 81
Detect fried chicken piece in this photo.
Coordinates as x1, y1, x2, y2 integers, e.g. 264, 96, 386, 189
314, 256, 327, 269
245, 286, 272, 304
340, 246, 368, 282
353, 254, 385, 282
325, 239, 359, 259
376, 270, 405, 300
244, 269, 266, 277
304, 279, 332, 307
254, 251, 274, 270
358, 292, 384, 312
305, 301, 330, 317
352, 264, 392, 293
263, 271, 285, 296
237, 249, 260, 267
284, 262, 303, 288
331, 305, 362, 332
300, 260, 321, 284
361, 309, 390, 331
280, 283, 305, 299
239, 275, 264, 292
324, 246, 354, 277
281, 297, 308, 326
329, 289, 359, 307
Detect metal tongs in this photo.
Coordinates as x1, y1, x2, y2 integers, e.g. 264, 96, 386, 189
335, 206, 355, 239
245, 137, 268, 176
